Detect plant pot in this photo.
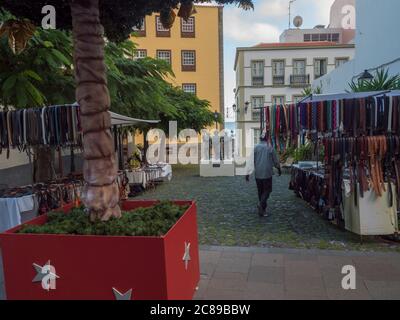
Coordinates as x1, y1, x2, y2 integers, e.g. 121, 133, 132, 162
0, 200, 200, 300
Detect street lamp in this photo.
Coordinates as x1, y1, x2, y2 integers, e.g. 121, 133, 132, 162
214, 111, 219, 129
358, 69, 374, 82
232, 102, 249, 114
244, 101, 250, 113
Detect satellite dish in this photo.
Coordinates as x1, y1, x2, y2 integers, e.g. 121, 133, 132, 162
293, 16, 303, 28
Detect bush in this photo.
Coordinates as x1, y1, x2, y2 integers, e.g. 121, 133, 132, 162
17, 201, 188, 236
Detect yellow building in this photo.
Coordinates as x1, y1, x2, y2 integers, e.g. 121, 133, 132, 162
131, 4, 224, 128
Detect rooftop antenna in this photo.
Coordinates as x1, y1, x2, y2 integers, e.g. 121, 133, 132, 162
289, 0, 297, 29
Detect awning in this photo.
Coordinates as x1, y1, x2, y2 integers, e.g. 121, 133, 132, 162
109, 111, 160, 127
72, 102, 160, 127
301, 90, 396, 103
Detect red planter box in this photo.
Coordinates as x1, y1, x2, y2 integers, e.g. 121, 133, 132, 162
0, 200, 200, 300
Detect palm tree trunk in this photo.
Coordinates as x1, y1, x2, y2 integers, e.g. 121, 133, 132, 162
71, 0, 121, 221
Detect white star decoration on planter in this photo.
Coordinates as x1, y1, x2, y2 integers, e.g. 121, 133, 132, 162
112, 288, 133, 300
182, 242, 191, 270
32, 260, 60, 291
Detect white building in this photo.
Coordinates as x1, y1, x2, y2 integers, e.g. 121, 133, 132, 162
234, 0, 356, 155
314, 0, 400, 94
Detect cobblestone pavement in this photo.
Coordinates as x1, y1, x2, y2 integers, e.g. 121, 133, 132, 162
195, 246, 400, 300
137, 165, 400, 252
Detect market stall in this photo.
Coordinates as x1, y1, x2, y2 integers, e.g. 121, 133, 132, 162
0, 104, 162, 231
0, 179, 83, 232
260, 90, 400, 236
107, 110, 173, 195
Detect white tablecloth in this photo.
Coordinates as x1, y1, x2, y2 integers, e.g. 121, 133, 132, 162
160, 164, 172, 181
0, 195, 36, 232
126, 164, 173, 188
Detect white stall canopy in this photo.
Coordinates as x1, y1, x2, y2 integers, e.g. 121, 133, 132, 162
109, 111, 160, 127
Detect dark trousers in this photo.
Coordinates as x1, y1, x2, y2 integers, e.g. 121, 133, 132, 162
256, 178, 273, 210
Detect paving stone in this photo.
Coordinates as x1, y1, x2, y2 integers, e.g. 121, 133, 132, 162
208, 278, 248, 291
285, 260, 322, 277
326, 285, 372, 300
215, 257, 251, 274
200, 262, 217, 279
284, 286, 328, 300
353, 261, 400, 281
193, 279, 209, 300
221, 251, 253, 260
285, 254, 318, 262
248, 266, 285, 284
244, 283, 285, 300
200, 250, 222, 264
212, 272, 248, 281
364, 280, 400, 300
251, 253, 284, 267
317, 255, 355, 270
285, 274, 325, 293
203, 288, 244, 300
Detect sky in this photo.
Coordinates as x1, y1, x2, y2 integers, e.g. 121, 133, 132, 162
223, 0, 335, 121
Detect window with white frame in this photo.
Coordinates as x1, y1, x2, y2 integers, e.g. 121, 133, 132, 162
182, 83, 197, 94
133, 18, 145, 31
251, 60, 264, 86
133, 49, 147, 59
182, 51, 195, 66
156, 16, 169, 31
272, 60, 285, 85
335, 57, 349, 68
293, 60, 306, 75
251, 96, 264, 121
181, 17, 195, 33
314, 58, 327, 78
181, 50, 196, 71
156, 50, 171, 64
272, 96, 285, 106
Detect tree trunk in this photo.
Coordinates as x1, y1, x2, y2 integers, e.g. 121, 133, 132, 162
71, 0, 121, 221
33, 146, 55, 183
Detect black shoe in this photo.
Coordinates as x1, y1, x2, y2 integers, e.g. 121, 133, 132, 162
261, 209, 269, 217
257, 204, 264, 217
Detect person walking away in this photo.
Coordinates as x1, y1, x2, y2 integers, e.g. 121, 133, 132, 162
246, 132, 281, 217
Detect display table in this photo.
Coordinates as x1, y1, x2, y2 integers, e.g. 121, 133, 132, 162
0, 180, 83, 233
290, 164, 399, 236
0, 194, 37, 233
342, 181, 399, 235
289, 164, 326, 212
125, 164, 172, 188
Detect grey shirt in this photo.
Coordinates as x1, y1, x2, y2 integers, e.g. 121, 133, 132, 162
253, 141, 280, 179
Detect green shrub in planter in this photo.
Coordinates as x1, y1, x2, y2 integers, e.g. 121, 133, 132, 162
17, 201, 188, 237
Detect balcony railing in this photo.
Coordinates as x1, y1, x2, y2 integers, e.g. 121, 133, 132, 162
290, 74, 310, 87
252, 76, 264, 86
272, 75, 285, 86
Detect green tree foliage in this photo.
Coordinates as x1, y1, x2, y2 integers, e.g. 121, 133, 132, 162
1, 1, 253, 43
158, 87, 219, 133
0, 11, 218, 131
349, 68, 400, 92
0, 11, 74, 108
